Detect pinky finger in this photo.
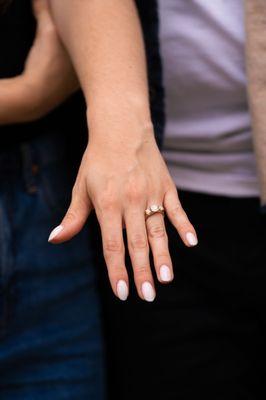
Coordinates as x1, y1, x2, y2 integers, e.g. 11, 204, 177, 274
164, 187, 198, 247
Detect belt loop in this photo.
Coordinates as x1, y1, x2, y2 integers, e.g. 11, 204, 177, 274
20, 143, 39, 194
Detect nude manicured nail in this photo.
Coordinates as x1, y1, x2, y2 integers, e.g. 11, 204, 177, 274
186, 232, 198, 246
141, 282, 155, 302
117, 280, 128, 301
160, 265, 172, 282
48, 225, 63, 242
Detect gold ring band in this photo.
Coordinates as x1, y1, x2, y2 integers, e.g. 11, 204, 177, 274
145, 204, 165, 220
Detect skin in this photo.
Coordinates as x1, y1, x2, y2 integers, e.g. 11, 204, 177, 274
0, 0, 78, 125
48, 0, 198, 302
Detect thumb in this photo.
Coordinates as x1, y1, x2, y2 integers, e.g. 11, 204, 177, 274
48, 188, 92, 244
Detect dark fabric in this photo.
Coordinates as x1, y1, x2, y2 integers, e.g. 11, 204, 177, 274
0, 0, 35, 78
94, 190, 266, 399
0, 130, 106, 399
135, 0, 165, 148
0, 0, 87, 150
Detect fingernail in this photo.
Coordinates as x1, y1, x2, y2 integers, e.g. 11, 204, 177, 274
48, 225, 63, 242
160, 265, 172, 282
186, 232, 198, 246
141, 282, 155, 302
117, 280, 128, 301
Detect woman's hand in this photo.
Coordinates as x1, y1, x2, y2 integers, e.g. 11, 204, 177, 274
22, 0, 79, 119
47, 0, 198, 302
48, 124, 198, 302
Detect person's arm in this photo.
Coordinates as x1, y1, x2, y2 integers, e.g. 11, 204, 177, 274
0, 77, 36, 124
0, 0, 78, 125
49, 0, 150, 131
49, 0, 198, 302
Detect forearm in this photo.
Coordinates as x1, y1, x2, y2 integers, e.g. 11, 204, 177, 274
47, 1, 198, 303
50, 0, 153, 147
0, 76, 37, 125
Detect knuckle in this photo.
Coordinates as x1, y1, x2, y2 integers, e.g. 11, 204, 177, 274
169, 204, 182, 217
98, 194, 118, 211
148, 224, 165, 239
108, 266, 126, 280
157, 252, 170, 261
169, 185, 179, 196
134, 265, 149, 276
104, 238, 122, 254
125, 185, 145, 203
130, 234, 148, 251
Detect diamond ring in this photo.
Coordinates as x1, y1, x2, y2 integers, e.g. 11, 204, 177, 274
144, 204, 165, 220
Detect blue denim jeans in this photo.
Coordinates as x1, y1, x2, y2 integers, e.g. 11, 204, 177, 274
0, 132, 106, 399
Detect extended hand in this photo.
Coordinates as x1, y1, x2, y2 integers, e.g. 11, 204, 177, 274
48, 126, 198, 302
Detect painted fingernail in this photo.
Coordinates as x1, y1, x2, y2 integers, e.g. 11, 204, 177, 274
186, 232, 198, 246
48, 225, 63, 242
117, 280, 128, 301
160, 265, 172, 282
141, 282, 156, 302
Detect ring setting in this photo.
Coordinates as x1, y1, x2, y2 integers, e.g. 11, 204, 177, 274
145, 204, 165, 219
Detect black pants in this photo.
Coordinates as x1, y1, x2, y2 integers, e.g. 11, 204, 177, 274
93, 190, 266, 399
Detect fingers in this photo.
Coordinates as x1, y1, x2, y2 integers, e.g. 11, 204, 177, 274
124, 208, 156, 302
146, 212, 173, 284
97, 210, 129, 301
164, 187, 198, 247
48, 184, 92, 244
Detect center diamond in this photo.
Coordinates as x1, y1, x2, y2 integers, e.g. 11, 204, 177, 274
150, 205, 159, 212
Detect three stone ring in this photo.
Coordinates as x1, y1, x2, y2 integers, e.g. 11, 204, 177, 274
144, 204, 165, 220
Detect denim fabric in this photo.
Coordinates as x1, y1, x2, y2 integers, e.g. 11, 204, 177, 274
0, 132, 106, 399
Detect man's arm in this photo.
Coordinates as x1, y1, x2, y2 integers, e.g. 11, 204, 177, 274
49, 0, 197, 302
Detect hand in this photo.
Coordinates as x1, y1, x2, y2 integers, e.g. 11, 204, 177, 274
22, 0, 79, 119
48, 124, 198, 302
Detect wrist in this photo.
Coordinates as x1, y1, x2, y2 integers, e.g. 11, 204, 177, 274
88, 122, 157, 162
87, 95, 154, 147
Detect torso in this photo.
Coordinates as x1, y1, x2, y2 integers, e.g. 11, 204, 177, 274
158, 0, 259, 197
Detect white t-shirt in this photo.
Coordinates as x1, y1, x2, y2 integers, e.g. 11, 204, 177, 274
159, 0, 259, 197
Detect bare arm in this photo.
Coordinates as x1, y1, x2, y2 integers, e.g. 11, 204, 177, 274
0, 0, 78, 125
50, 0, 151, 144
0, 77, 36, 124
49, 0, 198, 302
